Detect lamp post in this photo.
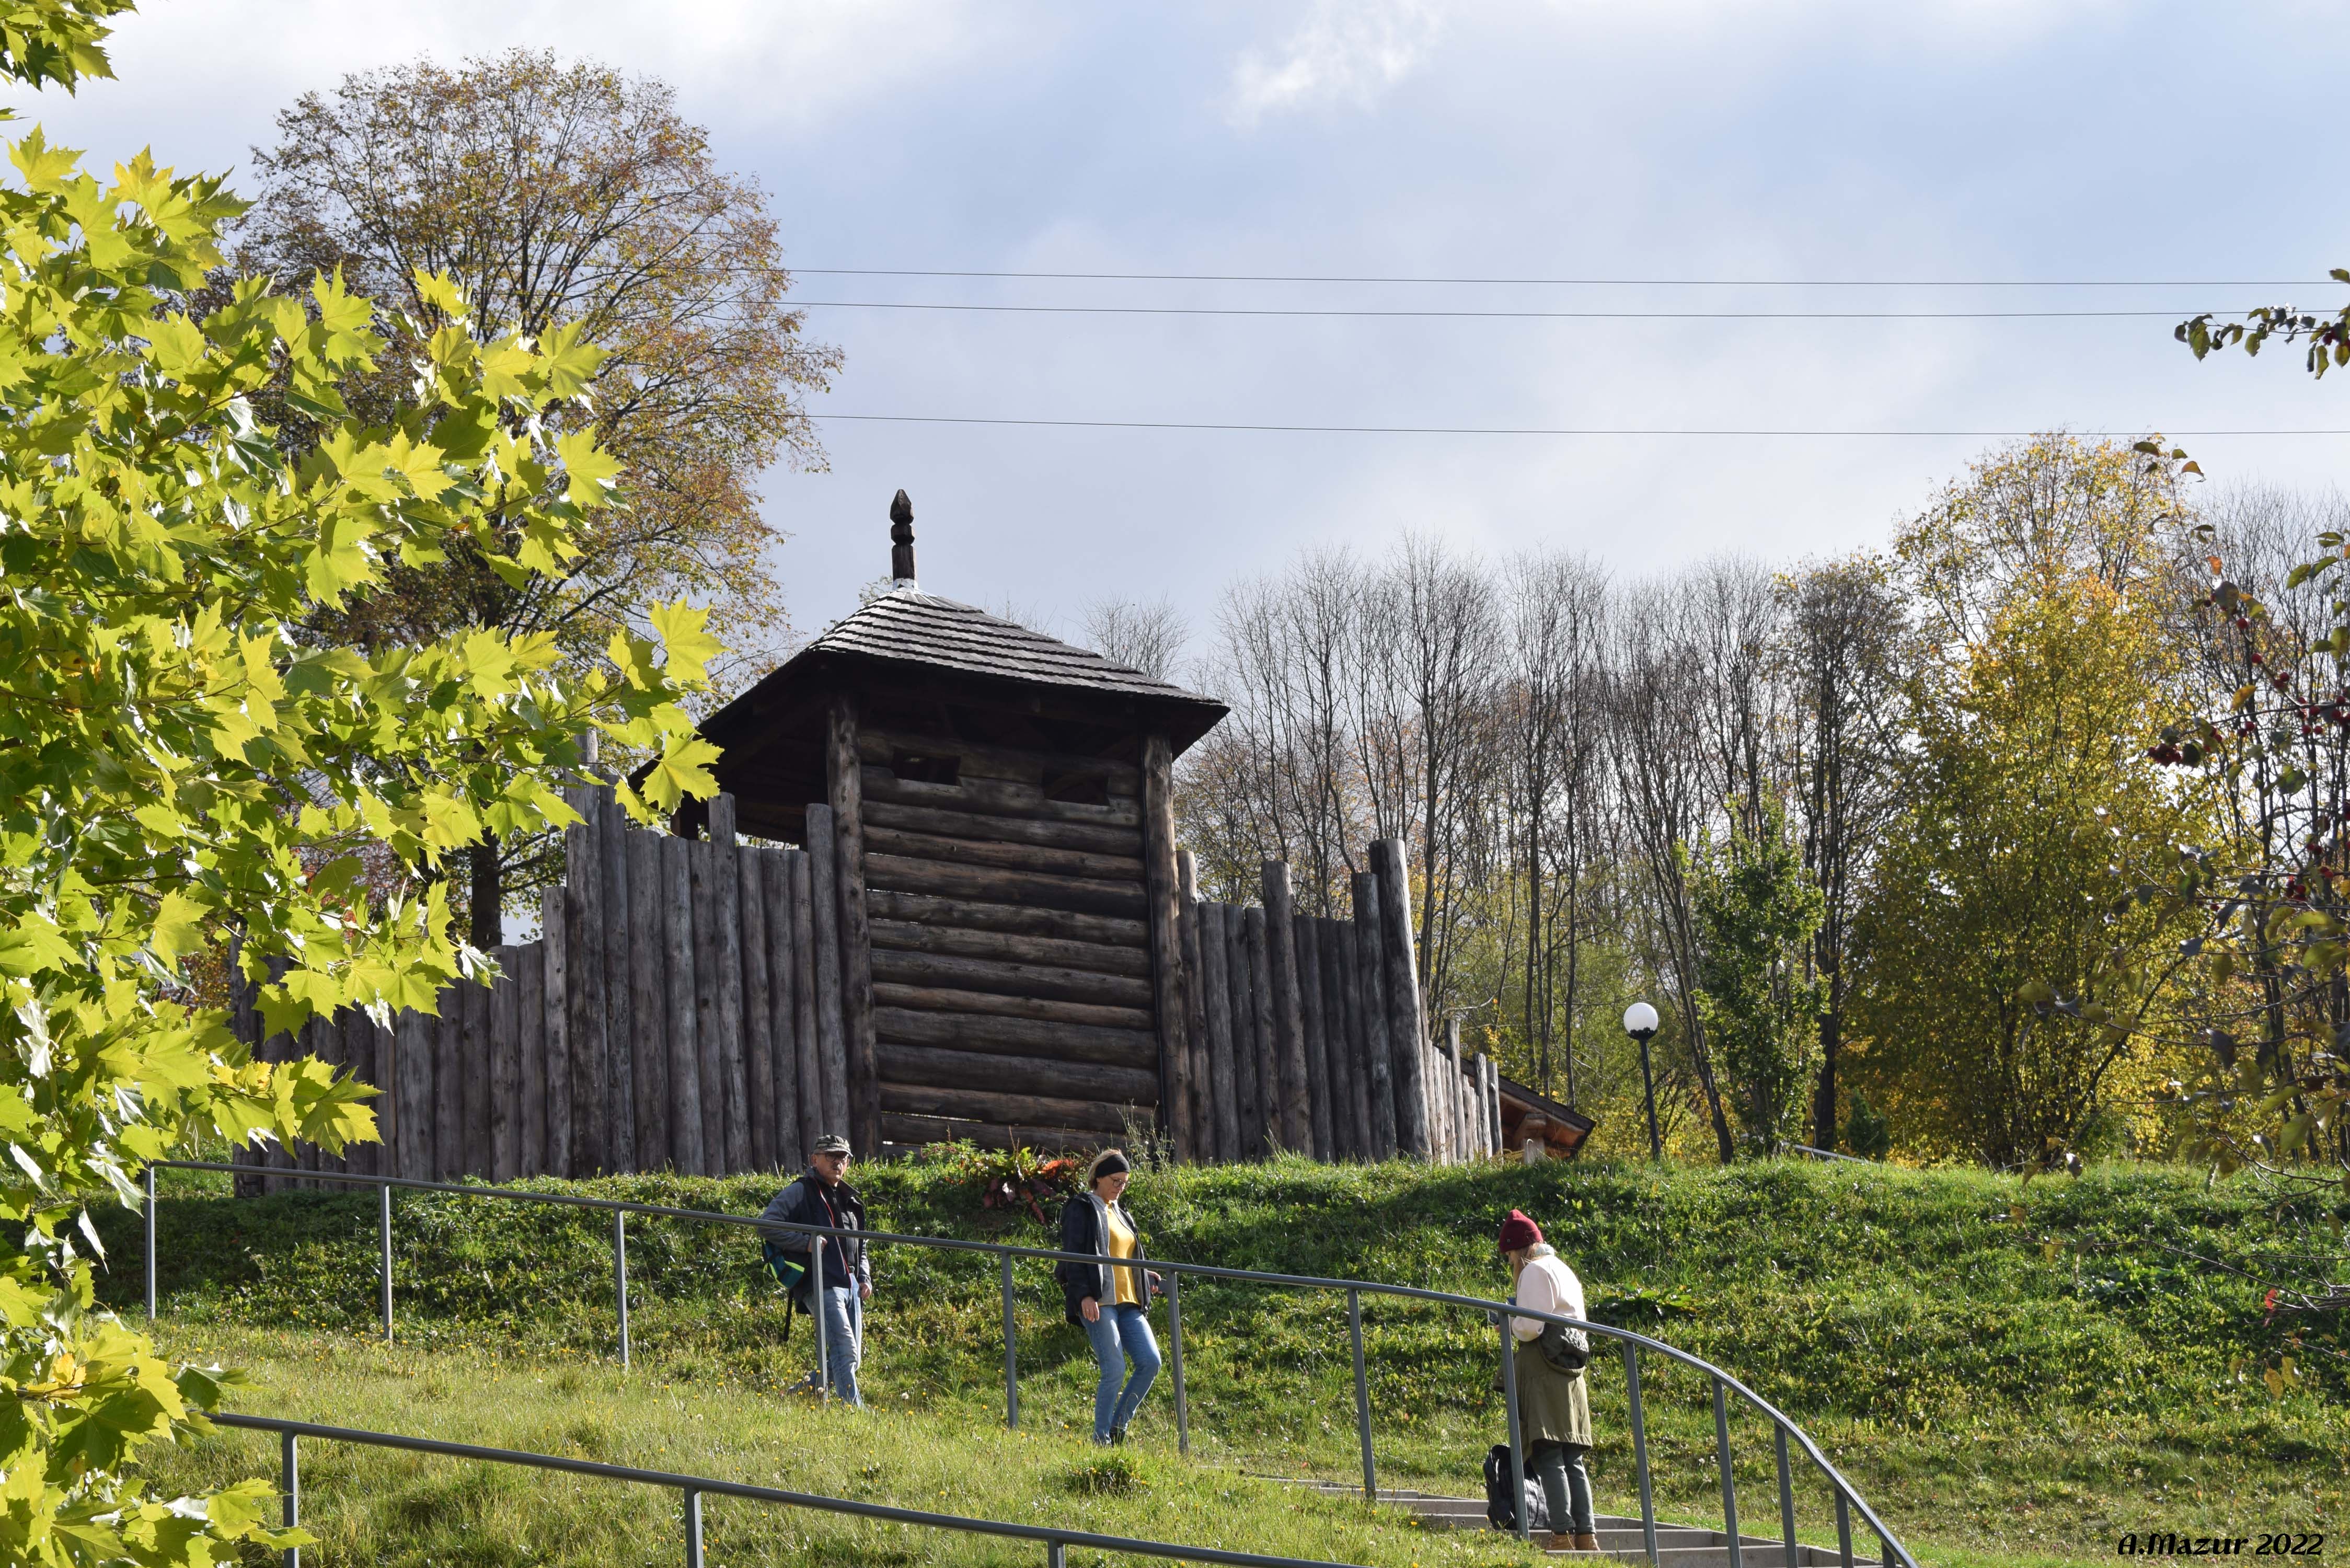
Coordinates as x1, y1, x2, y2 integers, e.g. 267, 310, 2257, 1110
1624, 1002, 1662, 1161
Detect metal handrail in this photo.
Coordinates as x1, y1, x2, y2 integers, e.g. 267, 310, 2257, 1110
1787, 1144, 1873, 1166
211, 1410, 1372, 1568
145, 1158, 1915, 1568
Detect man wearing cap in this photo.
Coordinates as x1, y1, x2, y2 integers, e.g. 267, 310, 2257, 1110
758, 1134, 872, 1406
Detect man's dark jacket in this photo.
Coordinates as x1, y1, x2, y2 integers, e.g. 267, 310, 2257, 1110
758, 1170, 869, 1303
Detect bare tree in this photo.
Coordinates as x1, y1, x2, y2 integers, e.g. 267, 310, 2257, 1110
1774, 554, 1910, 1149
1607, 583, 1738, 1161
1353, 535, 1503, 1011
1501, 550, 1608, 1100
1184, 552, 1367, 910
1084, 596, 1191, 682
1683, 558, 1786, 832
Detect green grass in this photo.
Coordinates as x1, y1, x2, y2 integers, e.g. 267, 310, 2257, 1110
146, 1322, 1541, 1567
103, 1156, 2350, 1565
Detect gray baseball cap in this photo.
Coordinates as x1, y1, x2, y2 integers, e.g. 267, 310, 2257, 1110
813, 1134, 852, 1156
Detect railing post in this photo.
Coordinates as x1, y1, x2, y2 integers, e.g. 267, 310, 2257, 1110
812, 1235, 828, 1404
1879, 1527, 1896, 1568
1347, 1288, 1375, 1502
1000, 1252, 1018, 1429
280, 1428, 299, 1568
1165, 1270, 1189, 1457
1835, 1489, 1854, 1568
682, 1487, 703, 1568
1714, 1376, 1743, 1568
1499, 1314, 1527, 1543
613, 1210, 631, 1370
1047, 1542, 1066, 1568
1775, 1422, 1797, 1568
1622, 1340, 1657, 1566
378, 1181, 394, 1343
143, 1164, 156, 1323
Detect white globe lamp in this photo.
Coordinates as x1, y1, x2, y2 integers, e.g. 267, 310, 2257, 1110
1623, 1001, 1663, 1160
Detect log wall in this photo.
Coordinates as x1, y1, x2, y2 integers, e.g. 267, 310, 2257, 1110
858, 722, 1161, 1155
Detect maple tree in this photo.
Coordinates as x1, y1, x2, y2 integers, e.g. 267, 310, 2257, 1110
0, 3, 721, 1558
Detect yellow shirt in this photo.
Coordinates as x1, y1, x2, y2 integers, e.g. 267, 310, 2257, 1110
1104, 1204, 1141, 1306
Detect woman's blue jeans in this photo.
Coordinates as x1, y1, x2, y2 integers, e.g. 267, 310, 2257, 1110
1081, 1303, 1160, 1442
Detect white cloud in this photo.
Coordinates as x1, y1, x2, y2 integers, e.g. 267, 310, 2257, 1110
1226, 0, 1446, 126
22, 0, 1004, 170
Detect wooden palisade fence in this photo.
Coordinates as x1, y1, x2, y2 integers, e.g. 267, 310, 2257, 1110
234, 789, 1499, 1191
235, 786, 848, 1191
1178, 840, 1500, 1165
234, 799, 1485, 1189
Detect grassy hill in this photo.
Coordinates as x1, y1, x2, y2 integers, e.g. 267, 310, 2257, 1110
107, 1156, 2350, 1565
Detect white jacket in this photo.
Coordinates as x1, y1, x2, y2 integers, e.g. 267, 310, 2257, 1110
1510, 1244, 1586, 1342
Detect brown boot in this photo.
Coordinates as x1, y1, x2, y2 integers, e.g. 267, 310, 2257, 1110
1542, 1534, 1572, 1552
1573, 1534, 1601, 1552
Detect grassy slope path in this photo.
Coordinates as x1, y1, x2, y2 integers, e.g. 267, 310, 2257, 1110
108, 1157, 2350, 1565
149, 1323, 1519, 1567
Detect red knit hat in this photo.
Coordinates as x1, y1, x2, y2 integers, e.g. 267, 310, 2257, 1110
1497, 1209, 1543, 1253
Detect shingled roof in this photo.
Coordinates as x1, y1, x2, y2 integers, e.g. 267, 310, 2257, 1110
804, 589, 1208, 705
677, 494, 1229, 810
689, 582, 1229, 774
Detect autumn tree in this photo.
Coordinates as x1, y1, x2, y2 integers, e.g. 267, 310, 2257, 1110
237, 49, 838, 942
1851, 560, 2208, 1167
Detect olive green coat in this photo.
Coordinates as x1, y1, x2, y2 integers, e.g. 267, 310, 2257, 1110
1513, 1339, 1593, 1452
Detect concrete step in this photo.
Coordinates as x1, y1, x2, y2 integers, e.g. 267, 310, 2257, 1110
1275, 1478, 1877, 1566
1541, 1536, 1872, 1565
1569, 1549, 1876, 1568
1593, 1527, 1730, 1551
1538, 1537, 1873, 1565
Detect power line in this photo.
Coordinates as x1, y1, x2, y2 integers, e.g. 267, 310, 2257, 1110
810, 413, 2350, 436
791, 298, 2265, 321
793, 267, 2343, 289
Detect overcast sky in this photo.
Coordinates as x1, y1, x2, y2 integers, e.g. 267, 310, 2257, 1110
31, 0, 2350, 659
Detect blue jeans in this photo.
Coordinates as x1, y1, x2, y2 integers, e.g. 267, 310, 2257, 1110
813, 1285, 863, 1407
1081, 1303, 1160, 1442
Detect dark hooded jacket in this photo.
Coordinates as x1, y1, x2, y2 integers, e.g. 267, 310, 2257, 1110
758, 1169, 870, 1301
1055, 1190, 1156, 1325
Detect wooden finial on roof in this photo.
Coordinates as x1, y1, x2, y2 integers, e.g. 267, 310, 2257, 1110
890, 489, 916, 582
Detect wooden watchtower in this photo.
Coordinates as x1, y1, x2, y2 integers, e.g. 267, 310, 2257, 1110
685, 493, 1228, 1157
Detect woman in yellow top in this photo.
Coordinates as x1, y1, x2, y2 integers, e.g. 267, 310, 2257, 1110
1055, 1148, 1164, 1445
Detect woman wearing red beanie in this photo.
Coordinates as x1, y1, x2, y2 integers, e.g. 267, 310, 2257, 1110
1501, 1209, 1597, 1551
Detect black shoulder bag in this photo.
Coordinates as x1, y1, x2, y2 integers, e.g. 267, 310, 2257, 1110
1535, 1318, 1590, 1374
